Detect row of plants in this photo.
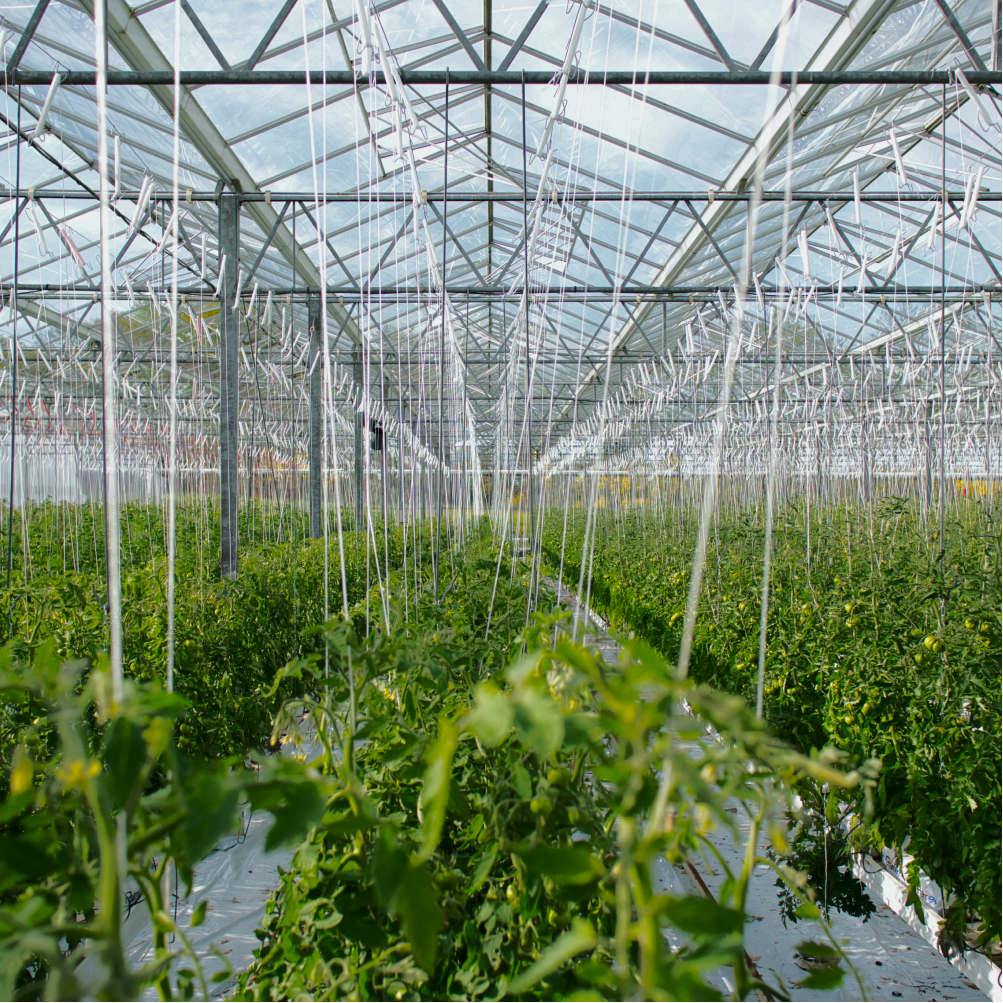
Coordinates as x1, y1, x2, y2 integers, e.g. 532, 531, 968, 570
542, 495, 1002, 950
0, 502, 450, 766
0, 499, 379, 581
2, 517, 874, 1000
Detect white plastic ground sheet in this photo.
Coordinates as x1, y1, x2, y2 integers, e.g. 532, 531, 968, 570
122, 808, 294, 1000
661, 796, 988, 1002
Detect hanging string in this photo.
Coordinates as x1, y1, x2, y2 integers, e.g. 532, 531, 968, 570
166, 0, 181, 696
95, 0, 122, 700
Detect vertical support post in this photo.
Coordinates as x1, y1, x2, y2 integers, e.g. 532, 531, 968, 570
308, 295, 322, 538
353, 346, 363, 527
219, 192, 240, 578
924, 399, 933, 508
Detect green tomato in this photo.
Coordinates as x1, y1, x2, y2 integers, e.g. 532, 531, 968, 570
547, 767, 571, 787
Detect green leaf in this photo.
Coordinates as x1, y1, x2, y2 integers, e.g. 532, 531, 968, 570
418, 718, 459, 861
505, 649, 546, 688
395, 864, 443, 974
623, 637, 672, 683
467, 845, 497, 893
372, 825, 408, 908
323, 809, 375, 837
178, 769, 240, 865
505, 918, 597, 996
797, 964, 844, 990
659, 895, 744, 936
794, 940, 839, 960
466, 683, 514, 747
513, 687, 564, 760
554, 640, 600, 677
512, 843, 604, 886
511, 763, 532, 800
564, 712, 601, 748
102, 717, 148, 809
0, 835, 63, 892
190, 900, 207, 927
261, 780, 326, 852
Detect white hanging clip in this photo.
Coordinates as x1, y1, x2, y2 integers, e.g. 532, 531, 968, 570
885, 228, 902, 279
245, 281, 259, 319
32, 71, 63, 140
924, 202, 941, 248
214, 254, 227, 299
130, 175, 154, 234
954, 67, 996, 132
232, 268, 245, 311
353, 0, 373, 77
29, 200, 51, 258
888, 124, 906, 186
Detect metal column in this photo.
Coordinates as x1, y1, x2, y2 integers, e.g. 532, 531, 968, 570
353, 347, 363, 527
219, 192, 240, 578
308, 296, 322, 538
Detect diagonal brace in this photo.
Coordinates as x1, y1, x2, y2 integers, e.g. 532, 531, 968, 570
180, 0, 231, 71
684, 200, 737, 279
931, 0, 988, 72
244, 0, 299, 72
682, 0, 737, 71
430, 0, 487, 71
8, 0, 52, 72
498, 0, 549, 72
245, 199, 290, 283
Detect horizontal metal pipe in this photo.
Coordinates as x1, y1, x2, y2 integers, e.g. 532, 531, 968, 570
17, 351, 988, 366
8, 283, 998, 300
6, 69, 1002, 87
2, 187, 997, 203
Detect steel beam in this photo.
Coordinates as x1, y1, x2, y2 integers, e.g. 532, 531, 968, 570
6, 188, 998, 204
931, 0, 989, 72
308, 295, 322, 539
244, 0, 299, 72
6, 69, 1001, 86
8, 0, 53, 72
219, 193, 240, 578
8, 283, 997, 301
497, 0, 549, 72
429, 0, 487, 71
681, 0, 737, 71
179, 0, 231, 71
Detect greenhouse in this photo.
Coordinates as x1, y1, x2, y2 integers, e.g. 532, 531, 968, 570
0, 0, 999, 998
